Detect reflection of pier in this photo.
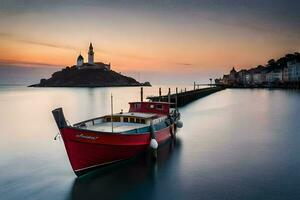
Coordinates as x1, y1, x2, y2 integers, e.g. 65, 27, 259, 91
147, 83, 225, 107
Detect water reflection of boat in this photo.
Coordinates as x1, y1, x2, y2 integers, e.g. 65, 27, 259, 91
52, 101, 183, 176
70, 138, 182, 199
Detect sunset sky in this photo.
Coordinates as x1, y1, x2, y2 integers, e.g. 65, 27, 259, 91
0, 0, 299, 84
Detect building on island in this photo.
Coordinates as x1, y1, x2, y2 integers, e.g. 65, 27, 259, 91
76, 43, 111, 71
77, 54, 84, 66
88, 43, 94, 64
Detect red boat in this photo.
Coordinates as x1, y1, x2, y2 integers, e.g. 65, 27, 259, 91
52, 101, 183, 176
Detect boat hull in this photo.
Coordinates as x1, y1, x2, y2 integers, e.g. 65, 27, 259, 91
60, 125, 174, 176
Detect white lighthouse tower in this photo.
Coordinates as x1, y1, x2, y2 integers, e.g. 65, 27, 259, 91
88, 43, 94, 64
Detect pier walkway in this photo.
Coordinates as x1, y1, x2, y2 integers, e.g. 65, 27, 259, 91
147, 86, 225, 107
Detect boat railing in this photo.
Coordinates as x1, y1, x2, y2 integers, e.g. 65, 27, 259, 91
73, 117, 105, 127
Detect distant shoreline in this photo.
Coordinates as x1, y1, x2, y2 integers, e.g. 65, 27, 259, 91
219, 83, 300, 90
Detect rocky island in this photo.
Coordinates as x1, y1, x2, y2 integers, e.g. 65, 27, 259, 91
29, 43, 151, 87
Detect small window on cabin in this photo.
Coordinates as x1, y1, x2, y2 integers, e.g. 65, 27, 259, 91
149, 104, 155, 109
141, 119, 145, 124
106, 117, 111, 122
113, 117, 120, 122
156, 104, 163, 110
134, 103, 141, 109
130, 118, 135, 123
136, 118, 140, 123
123, 117, 128, 122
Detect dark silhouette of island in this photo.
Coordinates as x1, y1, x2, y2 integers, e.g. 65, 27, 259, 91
30, 43, 151, 87
29, 43, 151, 87
29, 66, 151, 87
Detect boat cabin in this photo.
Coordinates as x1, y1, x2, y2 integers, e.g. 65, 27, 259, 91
129, 102, 171, 115
73, 102, 171, 134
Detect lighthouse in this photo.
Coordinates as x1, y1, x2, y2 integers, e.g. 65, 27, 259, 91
75, 43, 111, 70
88, 43, 94, 64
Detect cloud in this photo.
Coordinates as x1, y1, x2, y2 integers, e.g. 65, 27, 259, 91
17, 39, 76, 50
0, 59, 60, 68
174, 62, 193, 67
0, 31, 76, 50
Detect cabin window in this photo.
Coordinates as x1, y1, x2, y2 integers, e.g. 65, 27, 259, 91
141, 119, 145, 124
134, 103, 141, 109
106, 117, 111, 122
94, 119, 102, 124
113, 117, 120, 122
123, 117, 128, 122
156, 104, 163, 110
136, 118, 140, 123
130, 118, 135, 123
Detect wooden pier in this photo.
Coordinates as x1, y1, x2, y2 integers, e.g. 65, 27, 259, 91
147, 86, 225, 107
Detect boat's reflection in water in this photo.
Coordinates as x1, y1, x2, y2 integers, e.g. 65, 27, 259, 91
70, 138, 182, 200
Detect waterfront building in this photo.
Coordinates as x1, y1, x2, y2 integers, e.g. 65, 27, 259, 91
75, 43, 111, 71
287, 60, 300, 82
252, 66, 266, 84
237, 70, 247, 85
218, 52, 300, 87
282, 67, 289, 82
253, 73, 265, 84
222, 75, 229, 85
244, 69, 255, 85
229, 67, 238, 84
266, 69, 283, 83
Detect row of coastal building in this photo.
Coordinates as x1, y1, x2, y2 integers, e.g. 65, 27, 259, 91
215, 53, 300, 87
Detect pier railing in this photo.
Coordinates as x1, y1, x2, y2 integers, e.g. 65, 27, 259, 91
147, 85, 225, 107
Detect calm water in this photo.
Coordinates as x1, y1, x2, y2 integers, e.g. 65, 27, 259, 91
1, 86, 300, 200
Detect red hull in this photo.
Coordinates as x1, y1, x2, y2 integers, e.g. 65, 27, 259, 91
60, 125, 174, 175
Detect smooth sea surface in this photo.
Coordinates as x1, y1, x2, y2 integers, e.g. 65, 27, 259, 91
1, 86, 300, 200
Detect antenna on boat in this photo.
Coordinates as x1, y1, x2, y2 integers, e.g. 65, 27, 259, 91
159, 87, 161, 102
168, 88, 171, 104
175, 87, 178, 111
140, 87, 144, 102
111, 93, 114, 133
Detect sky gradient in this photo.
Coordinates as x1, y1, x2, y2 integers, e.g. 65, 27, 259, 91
0, 0, 299, 84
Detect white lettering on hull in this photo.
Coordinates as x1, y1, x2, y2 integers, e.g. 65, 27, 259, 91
76, 134, 98, 140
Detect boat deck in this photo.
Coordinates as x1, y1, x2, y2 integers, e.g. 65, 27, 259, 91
82, 122, 149, 133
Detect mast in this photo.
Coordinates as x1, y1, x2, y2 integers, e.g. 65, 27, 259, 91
111, 93, 114, 133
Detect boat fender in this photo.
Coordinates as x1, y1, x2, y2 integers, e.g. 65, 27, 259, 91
150, 139, 158, 149
176, 120, 183, 128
